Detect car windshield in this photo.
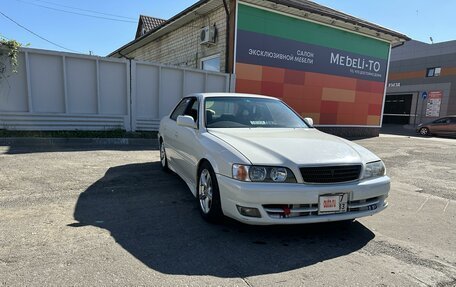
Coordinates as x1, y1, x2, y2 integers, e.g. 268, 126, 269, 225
204, 97, 309, 128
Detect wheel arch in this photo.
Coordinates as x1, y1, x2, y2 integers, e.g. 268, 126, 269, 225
196, 156, 218, 179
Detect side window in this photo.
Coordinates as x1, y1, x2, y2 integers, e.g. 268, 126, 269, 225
183, 99, 198, 123
170, 98, 191, 121
433, 118, 448, 124
450, 118, 456, 124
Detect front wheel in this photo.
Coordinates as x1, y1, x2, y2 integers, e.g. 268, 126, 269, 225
159, 139, 169, 172
419, 127, 430, 136
197, 162, 223, 223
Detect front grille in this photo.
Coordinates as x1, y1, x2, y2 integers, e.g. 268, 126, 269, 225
348, 197, 380, 212
262, 196, 381, 219
263, 204, 319, 219
300, 165, 361, 183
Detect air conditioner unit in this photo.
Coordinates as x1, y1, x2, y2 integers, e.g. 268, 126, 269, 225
200, 26, 216, 45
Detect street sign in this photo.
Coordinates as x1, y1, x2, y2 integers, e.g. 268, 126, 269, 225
421, 91, 428, 100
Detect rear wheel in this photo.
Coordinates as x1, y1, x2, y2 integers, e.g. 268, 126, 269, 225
197, 161, 223, 223
159, 139, 169, 172
419, 127, 430, 136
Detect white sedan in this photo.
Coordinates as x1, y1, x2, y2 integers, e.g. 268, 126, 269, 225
158, 93, 390, 225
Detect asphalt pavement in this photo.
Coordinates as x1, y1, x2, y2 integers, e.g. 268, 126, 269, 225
0, 134, 455, 286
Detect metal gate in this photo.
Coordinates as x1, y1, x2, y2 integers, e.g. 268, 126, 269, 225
383, 94, 413, 124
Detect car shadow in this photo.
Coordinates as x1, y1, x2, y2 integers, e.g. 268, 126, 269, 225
70, 161, 375, 278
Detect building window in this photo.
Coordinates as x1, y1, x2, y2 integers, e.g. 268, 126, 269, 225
201, 54, 220, 72
426, 67, 441, 77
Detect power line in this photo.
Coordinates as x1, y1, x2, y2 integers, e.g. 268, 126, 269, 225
0, 34, 11, 40
30, 0, 137, 20
16, 0, 137, 24
0, 10, 82, 53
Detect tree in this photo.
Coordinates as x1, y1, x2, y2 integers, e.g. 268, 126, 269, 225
0, 35, 23, 79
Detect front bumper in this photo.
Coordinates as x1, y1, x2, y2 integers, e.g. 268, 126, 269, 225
216, 174, 390, 225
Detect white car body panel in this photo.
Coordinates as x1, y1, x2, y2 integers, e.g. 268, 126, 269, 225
217, 175, 389, 225
209, 128, 364, 165
158, 93, 390, 225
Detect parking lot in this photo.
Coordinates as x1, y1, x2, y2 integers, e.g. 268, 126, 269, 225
0, 134, 455, 286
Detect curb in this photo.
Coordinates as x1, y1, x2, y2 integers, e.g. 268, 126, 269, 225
0, 137, 158, 147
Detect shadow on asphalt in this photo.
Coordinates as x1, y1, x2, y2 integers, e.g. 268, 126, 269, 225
3, 144, 158, 154
380, 124, 417, 137
380, 124, 456, 139
70, 161, 375, 277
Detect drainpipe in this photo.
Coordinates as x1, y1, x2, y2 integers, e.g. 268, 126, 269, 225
392, 41, 406, 49
222, 0, 230, 73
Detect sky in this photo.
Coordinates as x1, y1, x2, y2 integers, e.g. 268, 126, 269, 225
1, 0, 455, 56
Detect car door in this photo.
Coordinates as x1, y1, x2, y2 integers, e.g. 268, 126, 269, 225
449, 117, 456, 134
164, 98, 193, 172
430, 118, 450, 134
173, 97, 201, 186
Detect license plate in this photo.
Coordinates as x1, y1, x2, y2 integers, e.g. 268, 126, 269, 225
318, 193, 348, 215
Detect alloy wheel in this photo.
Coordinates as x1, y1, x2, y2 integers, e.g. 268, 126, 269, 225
199, 169, 213, 214
419, 127, 429, 136
160, 142, 166, 167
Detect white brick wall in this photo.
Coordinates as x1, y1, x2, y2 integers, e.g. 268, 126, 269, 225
127, 6, 227, 72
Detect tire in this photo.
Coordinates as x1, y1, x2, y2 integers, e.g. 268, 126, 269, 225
419, 127, 430, 136
197, 161, 223, 223
159, 139, 170, 172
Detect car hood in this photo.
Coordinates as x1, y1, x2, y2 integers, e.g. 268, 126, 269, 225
208, 128, 379, 166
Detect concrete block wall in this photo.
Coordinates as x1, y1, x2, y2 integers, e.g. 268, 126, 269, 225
127, 6, 227, 73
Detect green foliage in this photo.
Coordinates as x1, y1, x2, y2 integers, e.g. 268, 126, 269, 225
0, 36, 23, 77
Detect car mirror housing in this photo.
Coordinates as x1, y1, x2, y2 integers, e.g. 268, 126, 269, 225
304, 117, 314, 127
177, 115, 197, 129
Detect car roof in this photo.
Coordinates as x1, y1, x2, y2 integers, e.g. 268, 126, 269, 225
437, 115, 456, 118
186, 93, 279, 101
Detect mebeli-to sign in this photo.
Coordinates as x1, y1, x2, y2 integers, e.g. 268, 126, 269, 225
237, 30, 387, 82
235, 3, 391, 126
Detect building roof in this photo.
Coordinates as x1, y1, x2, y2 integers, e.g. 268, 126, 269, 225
265, 0, 409, 40
109, 0, 410, 57
391, 40, 456, 61
135, 15, 166, 39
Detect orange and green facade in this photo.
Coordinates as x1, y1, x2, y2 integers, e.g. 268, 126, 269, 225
235, 3, 391, 126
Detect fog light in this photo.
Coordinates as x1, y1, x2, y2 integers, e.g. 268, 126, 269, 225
236, 205, 261, 218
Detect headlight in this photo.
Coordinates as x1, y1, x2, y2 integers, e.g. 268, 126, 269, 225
363, 161, 386, 179
232, 164, 296, 183
249, 166, 267, 181
270, 167, 287, 182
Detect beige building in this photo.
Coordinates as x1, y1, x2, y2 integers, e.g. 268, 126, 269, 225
110, 1, 231, 73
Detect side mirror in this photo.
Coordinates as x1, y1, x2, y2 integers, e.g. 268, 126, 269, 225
177, 115, 197, 129
304, 117, 314, 127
